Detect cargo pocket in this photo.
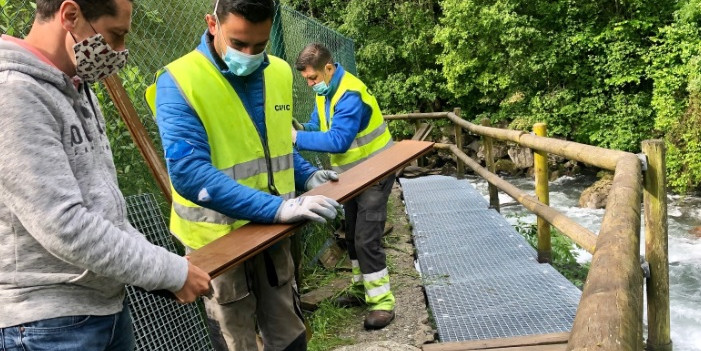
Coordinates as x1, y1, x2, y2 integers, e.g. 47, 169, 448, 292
265, 238, 294, 288
210, 263, 250, 304
365, 209, 387, 222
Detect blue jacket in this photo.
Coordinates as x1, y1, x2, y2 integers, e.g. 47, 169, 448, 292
296, 64, 372, 153
155, 32, 317, 223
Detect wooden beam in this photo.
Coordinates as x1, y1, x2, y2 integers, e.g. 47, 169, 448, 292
188, 140, 434, 278
103, 75, 172, 203
422, 332, 570, 351
568, 154, 644, 350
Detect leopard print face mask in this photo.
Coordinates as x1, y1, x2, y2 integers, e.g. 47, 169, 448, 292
72, 33, 129, 83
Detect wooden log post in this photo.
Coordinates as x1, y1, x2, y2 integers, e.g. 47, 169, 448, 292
642, 140, 672, 351
414, 110, 423, 167
454, 108, 465, 179
481, 119, 500, 212
534, 123, 551, 263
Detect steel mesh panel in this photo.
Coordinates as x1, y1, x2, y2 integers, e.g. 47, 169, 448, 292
401, 176, 580, 342
125, 194, 213, 351
413, 226, 533, 254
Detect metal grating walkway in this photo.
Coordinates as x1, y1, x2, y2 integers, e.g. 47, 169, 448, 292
400, 175, 581, 342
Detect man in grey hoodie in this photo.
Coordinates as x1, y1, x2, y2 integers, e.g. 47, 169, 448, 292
0, 0, 211, 350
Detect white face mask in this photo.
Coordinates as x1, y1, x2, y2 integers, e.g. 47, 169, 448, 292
72, 31, 129, 83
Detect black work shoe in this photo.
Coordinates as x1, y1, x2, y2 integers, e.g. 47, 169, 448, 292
364, 310, 395, 330
334, 292, 366, 308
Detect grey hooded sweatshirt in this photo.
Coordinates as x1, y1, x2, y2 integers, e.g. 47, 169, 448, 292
0, 38, 188, 328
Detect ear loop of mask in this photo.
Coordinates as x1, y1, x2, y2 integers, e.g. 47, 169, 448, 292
212, 0, 228, 57
69, 19, 99, 45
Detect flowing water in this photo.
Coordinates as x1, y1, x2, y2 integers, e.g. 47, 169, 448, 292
466, 174, 701, 350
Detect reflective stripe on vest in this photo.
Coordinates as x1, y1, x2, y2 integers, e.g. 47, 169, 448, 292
316, 72, 393, 173
146, 51, 295, 249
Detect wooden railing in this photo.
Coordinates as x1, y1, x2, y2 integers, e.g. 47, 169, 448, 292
384, 111, 672, 351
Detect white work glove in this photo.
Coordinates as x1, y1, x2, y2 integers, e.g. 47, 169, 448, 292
291, 126, 298, 144
305, 170, 339, 191
275, 195, 340, 223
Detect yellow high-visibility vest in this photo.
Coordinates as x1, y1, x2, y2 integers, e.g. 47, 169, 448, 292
146, 51, 295, 249
315, 71, 393, 172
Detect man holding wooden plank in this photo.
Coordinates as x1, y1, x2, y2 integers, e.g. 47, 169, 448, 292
147, 0, 340, 350
0, 0, 211, 349
293, 43, 397, 330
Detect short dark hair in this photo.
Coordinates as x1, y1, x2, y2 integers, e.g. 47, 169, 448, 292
295, 42, 333, 71
36, 0, 132, 22
214, 0, 276, 23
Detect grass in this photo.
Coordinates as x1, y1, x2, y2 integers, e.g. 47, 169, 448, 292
306, 300, 357, 351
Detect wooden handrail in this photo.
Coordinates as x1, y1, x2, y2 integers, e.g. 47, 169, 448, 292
384, 112, 449, 120
444, 112, 628, 171
567, 154, 643, 350
435, 143, 597, 254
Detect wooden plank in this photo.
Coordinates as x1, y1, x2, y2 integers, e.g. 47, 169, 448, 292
189, 140, 434, 278
473, 344, 566, 351
300, 276, 349, 311
422, 333, 570, 351
103, 75, 172, 203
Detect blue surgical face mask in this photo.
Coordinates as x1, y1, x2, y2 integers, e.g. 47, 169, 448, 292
222, 46, 265, 76
312, 80, 330, 95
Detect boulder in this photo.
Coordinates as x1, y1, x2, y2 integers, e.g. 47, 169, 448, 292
507, 145, 534, 169
476, 142, 508, 161
495, 159, 519, 175
579, 173, 613, 209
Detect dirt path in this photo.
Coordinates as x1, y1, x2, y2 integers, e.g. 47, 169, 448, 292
331, 182, 435, 349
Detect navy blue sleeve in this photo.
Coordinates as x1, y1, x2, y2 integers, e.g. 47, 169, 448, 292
295, 92, 368, 153
293, 148, 318, 190
154, 72, 283, 223
302, 108, 321, 131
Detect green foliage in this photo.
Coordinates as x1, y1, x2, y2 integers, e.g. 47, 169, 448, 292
0, 0, 34, 36
647, 0, 701, 193
514, 219, 590, 289
435, 0, 668, 152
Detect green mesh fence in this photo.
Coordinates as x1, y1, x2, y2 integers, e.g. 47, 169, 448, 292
2, 1, 355, 268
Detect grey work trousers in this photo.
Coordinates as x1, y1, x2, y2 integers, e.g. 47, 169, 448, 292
188, 238, 305, 351
345, 174, 395, 279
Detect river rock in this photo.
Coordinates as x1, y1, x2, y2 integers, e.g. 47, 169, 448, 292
332, 341, 421, 351
476, 142, 508, 162
579, 173, 613, 209
507, 145, 534, 169
689, 226, 701, 237
495, 159, 519, 175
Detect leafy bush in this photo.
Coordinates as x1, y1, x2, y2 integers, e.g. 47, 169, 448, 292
514, 219, 589, 289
